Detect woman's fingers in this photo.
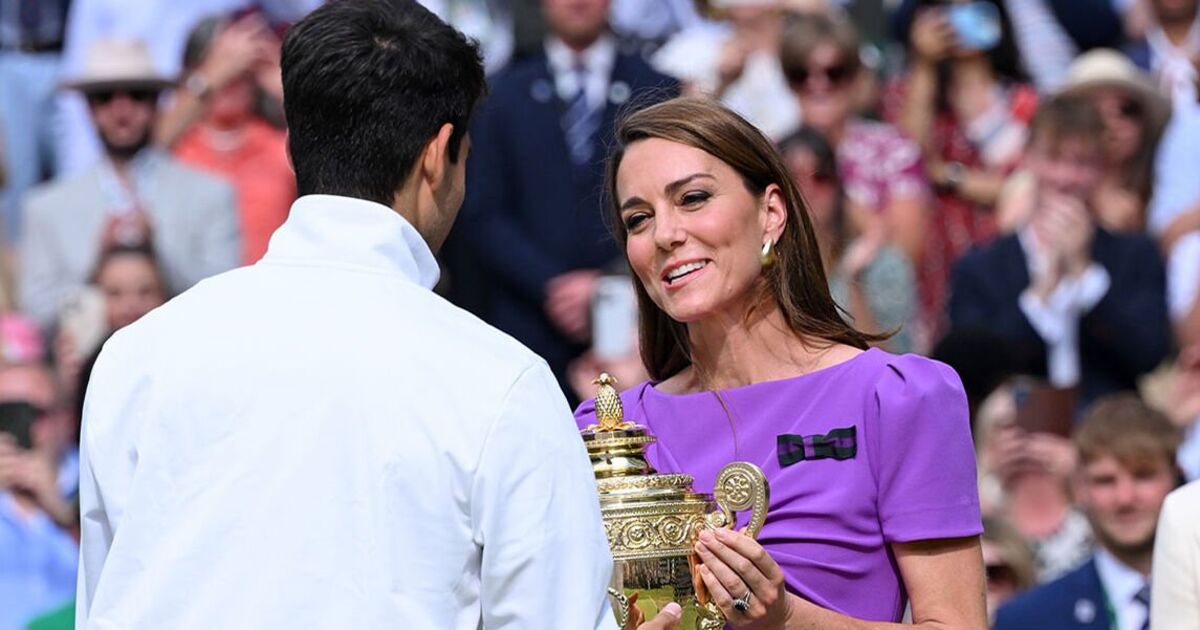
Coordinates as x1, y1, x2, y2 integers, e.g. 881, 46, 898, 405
695, 530, 771, 598
713, 528, 784, 582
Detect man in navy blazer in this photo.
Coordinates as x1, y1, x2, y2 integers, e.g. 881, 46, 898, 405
994, 396, 1181, 630
948, 96, 1169, 408
449, 0, 677, 390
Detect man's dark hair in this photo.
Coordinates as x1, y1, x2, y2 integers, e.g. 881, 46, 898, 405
1028, 94, 1105, 154
281, 0, 485, 206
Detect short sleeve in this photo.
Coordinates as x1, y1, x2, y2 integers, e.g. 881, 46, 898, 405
867, 355, 982, 543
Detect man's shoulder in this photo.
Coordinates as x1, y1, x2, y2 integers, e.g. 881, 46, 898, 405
155, 155, 235, 197
23, 169, 98, 215
415, 290, 546, 368
157, 264, 546, 376
994, 558, 1102, 629
954, 234, 1021, 275
1162, 480, 1200, 522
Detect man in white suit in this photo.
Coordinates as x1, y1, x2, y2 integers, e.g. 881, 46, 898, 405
1151, 479, 1200, 630
77, 2, 680, 629
20, 39, 240, 330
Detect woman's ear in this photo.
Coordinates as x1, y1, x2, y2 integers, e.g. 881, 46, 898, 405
761, 183, 788, 243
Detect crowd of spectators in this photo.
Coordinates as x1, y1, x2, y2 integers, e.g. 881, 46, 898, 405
1, 0, 1199, 628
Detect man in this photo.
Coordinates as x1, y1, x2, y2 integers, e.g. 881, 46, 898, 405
20, 39, 240, 330
1150, 479, 1200, 629
948, 95, 1169, 408
0, 363, 78, 629
78, 2, 678, 628
54, 0, 322, 175
450, 0, 676, 391
1125, 0, 1200, 105
995, 395, 1182, 630
0, 0, 69, 245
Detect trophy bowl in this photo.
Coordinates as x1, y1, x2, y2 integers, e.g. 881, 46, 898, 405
583, 374, 769, 630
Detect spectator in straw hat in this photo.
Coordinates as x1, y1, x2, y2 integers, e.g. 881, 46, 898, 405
1002, 50, 1170, 233
18, 40, 239, 332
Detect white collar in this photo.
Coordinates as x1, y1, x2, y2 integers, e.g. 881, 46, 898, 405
1094, 548, 1149, 615
261, 194, 441, 289
544, 33, 616, 80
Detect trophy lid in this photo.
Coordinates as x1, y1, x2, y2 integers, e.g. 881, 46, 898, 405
582, 374, 697, 499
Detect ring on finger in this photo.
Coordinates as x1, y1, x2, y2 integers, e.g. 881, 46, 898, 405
732, 590, 752, 613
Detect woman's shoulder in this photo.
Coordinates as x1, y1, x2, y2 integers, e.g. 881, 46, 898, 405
863, 351, 967, 413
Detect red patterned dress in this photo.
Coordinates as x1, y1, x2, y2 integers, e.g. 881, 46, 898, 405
884, 82, 1038, 347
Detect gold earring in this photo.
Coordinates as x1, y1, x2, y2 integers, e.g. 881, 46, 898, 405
761, 239, 777, 268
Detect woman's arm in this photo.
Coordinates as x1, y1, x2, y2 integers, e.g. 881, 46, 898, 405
881, 192, 927, 265
928, 161, 1007, 207
696, 529, 986, 629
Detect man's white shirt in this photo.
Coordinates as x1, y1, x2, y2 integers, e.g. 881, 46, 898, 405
77, 195, 618, 629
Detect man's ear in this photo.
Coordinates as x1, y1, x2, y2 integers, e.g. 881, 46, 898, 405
421, 122, 456, 190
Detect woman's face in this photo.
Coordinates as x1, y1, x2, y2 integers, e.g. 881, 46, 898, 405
784, 145, 838, 230
208, 75, 257, 127
792, 43, 857, 135
1089, 87, 1145, 166
616, 138, 786, 324
97, 255, 166, 330
982, 540, 1020, 619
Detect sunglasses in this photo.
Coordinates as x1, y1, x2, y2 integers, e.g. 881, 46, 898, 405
985, 563, 1017, 585
1117, 99, 1143, 120
793, 62, 856, 88
87, 89, 159, 106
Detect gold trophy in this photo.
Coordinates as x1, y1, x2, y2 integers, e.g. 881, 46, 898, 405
582, 374, 769, 630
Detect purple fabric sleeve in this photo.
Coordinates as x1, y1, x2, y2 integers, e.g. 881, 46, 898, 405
868, 355, 982, 543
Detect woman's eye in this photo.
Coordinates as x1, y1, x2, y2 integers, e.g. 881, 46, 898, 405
681, 191, 710, 206
623, 213, 649, 231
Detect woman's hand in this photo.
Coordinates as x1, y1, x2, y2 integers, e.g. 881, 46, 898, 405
909, 9, 956, 64
694, 527, 791, 628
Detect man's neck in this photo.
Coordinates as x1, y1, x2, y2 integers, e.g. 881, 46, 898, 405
1160, 10, 1199, 46
1103, 544, 1153, 577
559, 31, 603, 55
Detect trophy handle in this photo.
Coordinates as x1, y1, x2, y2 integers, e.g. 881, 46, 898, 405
608, 588, 630, 629
707, 462, 770, 538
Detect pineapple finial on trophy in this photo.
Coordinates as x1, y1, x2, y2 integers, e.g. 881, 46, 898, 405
592, 373, 634, 432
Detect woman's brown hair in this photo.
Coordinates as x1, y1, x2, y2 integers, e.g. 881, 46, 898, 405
604, 96, 888, 381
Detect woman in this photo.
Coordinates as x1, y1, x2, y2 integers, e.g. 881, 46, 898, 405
91, 244, 168, 331
54, 245, 168, 404
779, 14, 928, 271
653, 0, 800, 140
168, 14, 295, 264
980, 517, 1037, 623
778, 126, 916, 353
576, 97, 985, 627
889, 0, 1037, 344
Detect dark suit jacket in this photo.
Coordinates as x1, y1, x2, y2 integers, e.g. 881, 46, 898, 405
994, 558, 1111, 630
947, 230, 1169, 408
448, 44, 677, 385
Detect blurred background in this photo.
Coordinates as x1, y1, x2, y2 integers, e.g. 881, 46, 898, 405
1, 0, 1198, 628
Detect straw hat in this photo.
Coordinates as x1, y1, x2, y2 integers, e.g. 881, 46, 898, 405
62, 40, 176, 93
1058, 48, 1171, 134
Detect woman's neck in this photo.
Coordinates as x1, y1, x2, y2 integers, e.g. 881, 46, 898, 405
948, 58, 998, 120
684, 301, 829, 391
200, 120, 249, 151
735, 12, 781, 54
949, 58, 997, 103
